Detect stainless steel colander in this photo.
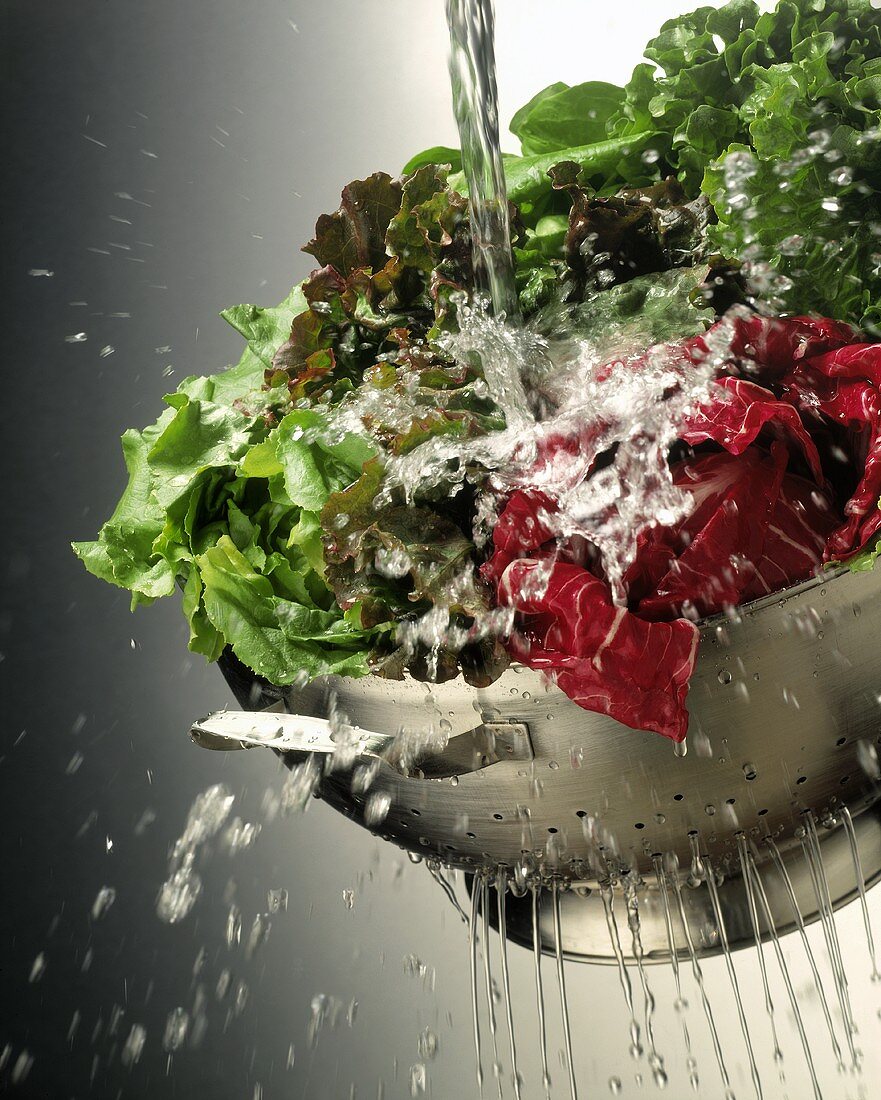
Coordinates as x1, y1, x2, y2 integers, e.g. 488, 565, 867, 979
193, 564, 881, 962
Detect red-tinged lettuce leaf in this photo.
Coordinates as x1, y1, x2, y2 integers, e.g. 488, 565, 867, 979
743, 470, 838, 600
386, 164, 470, 278
321, 461, 479, 621
547, 168, 711, 288
637, 445, 787, 620
303, 172, 403, 277
494, 557, 699, 741
681, 375, 824, 482
783, 342, 881, 561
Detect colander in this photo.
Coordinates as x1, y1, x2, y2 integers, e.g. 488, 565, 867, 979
192, 564, 881, 963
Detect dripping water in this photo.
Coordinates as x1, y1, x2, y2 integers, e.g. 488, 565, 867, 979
652, 856, 699, 1092
496, 879, 522, 1100
481, 877, 503, 1097
738, 837, 823, 1100
839, 806, 881, 982
427, 862, 470, 925
532, 884, 552, 1096
670, 868, 735, 1098
599, 882, 643, 1060
734, 835, 785, 1079
801, 814, 861, 1071
764, 835, 845, 1072
551, 882, 578, 1100
703, 854, 764, 1100
622, 875, 667, 1088
470, 876, 485, 1094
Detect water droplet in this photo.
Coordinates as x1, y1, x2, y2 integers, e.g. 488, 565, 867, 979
705, 804, 716, 817
163, 1008, 189, 1052
365, 791, 391, 825
418, 1027, 438, 1060
717, 669, 732, 685
121, 1024, 147, 1068
609, 1077, 623, 1095
91, 885, 116, 920
29, 953, 47, 982
409, 1063, 427, 1095
654, 813, 666, 824
245, 913, 271, 958
743, 763, 758, 781
342, 889, 355, 910
65, 332, 87, 343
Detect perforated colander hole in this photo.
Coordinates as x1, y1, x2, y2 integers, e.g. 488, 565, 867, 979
726, 798, 736, 805
466, 831, 476, 839
673, 793, 684, 802
444, 844, 457, 852
492, 813, 504, 821
836, 737, 848, 746
687, 829, 698, 838
410, 809, 421, 816
634, 822, 646, 830
547, 827, 558, 834
575, 810, 588, 819
796, 776, 807, 785
758, 809, 769, 816
840, 775, 852, 786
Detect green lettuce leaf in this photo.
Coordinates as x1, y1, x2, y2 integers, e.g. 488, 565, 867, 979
510, 81, 626, 156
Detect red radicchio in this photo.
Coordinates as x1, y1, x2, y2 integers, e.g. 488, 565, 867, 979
483, 314, 876, 741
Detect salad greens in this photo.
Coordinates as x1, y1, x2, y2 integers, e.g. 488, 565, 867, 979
75, 0, 881, 694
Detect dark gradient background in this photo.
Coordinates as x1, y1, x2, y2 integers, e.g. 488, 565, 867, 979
4, 2, 881, 1098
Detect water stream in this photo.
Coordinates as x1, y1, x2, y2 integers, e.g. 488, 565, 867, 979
445, 0, 519, 322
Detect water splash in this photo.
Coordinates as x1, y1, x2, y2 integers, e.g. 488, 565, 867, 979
156, 784, 234, 924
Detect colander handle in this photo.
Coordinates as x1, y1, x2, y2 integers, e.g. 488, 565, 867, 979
189, 707, 532, 779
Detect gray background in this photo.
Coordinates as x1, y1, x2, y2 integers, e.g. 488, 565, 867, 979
3, 1, 881, 1097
